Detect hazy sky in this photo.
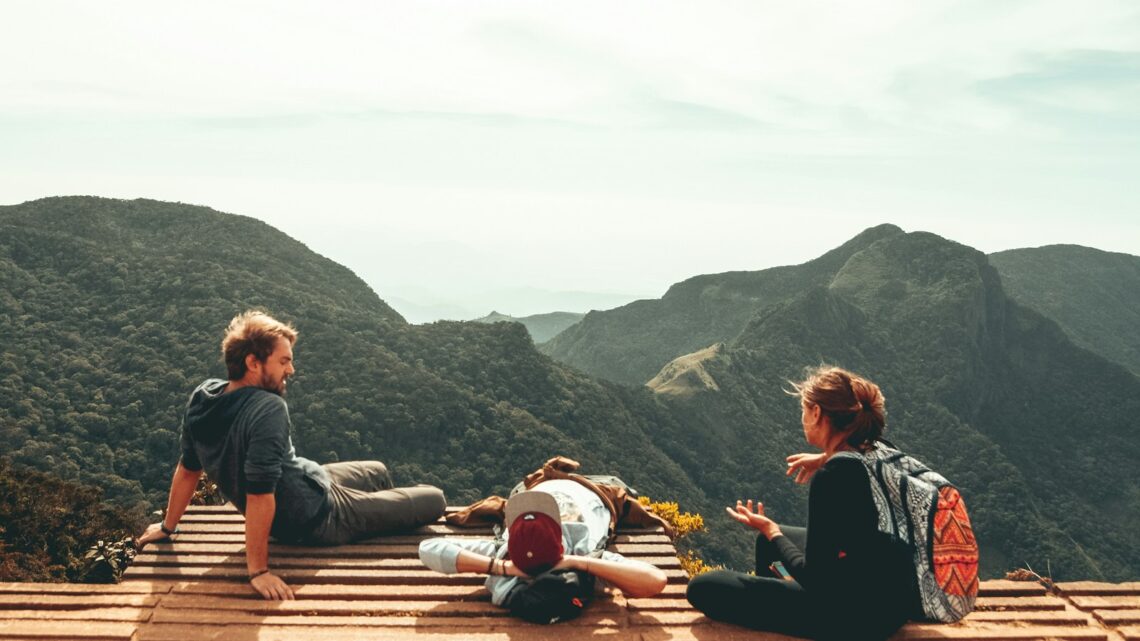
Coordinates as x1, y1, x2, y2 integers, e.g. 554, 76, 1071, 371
2, 1, 1137, 320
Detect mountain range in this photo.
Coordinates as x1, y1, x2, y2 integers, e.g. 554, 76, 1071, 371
388, 290, 641, 325
0, 196, 725, 557
543, 224, 1140, 580
1, 197, 1137, 581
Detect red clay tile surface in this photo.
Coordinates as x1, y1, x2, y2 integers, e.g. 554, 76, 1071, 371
0, 505, 1135, 640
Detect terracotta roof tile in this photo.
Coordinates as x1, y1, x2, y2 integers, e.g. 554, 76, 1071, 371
0, 505, 1132, 641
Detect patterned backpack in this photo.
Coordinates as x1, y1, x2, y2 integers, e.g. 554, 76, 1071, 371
832, 443, 979, 622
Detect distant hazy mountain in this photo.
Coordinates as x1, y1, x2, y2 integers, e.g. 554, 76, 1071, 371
385, 296, 477, 325
388, 289, 645, 324
990, 245, 1140, 376
472, 310, 585, 343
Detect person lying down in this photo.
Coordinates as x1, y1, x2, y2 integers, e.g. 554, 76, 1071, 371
419, 479, 667, 622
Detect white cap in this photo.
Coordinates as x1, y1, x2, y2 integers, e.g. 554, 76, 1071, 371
504, 490, 561, 528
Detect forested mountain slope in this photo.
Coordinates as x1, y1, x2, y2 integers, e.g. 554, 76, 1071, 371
990, 245, 1140, 376
0, 197, 715, 550
540, 224, 905, 384
548, 229, 1140, 581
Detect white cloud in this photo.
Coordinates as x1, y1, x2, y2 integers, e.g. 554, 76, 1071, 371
5, 1, 1134, 126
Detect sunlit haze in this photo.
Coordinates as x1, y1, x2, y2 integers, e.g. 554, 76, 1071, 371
2, 1, 1136, 321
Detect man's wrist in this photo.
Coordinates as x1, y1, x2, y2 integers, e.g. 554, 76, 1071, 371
160, 522, 179, 536
249, 568, 270, 581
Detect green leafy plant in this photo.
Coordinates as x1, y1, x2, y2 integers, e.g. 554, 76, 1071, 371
80, 537, 138, 584
0, 458, 144, 582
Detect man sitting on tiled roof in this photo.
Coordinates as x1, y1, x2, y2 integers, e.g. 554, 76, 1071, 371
137, 310, 447, 600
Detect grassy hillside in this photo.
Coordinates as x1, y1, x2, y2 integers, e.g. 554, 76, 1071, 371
990, 245, 1140, 376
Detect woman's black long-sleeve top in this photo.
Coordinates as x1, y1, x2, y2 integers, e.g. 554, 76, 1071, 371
773, 455, 921, 634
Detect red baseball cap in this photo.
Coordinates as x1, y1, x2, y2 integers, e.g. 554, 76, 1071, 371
506, 491, 564, 576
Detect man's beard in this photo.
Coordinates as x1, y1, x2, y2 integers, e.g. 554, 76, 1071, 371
260, 372, 286, 396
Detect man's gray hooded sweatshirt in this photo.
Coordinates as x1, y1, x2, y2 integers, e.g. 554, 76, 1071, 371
179, 379, 332, 542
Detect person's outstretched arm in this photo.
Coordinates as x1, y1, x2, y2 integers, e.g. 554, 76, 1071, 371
137, 461, 201, 547
244, 492, 294, 600
786, 451, 829, 484
556, 555, 668, 598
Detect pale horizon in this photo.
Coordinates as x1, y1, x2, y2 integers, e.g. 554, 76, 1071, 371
2, 1, 1137, 321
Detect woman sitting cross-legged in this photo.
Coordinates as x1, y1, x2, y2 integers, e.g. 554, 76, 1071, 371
687, 366, 933, 641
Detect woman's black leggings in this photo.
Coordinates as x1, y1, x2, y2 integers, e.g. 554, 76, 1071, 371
686, 527, 907, 641
686, 527, 819, 639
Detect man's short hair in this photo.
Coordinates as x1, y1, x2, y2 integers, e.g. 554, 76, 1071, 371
221, 311, 298, 380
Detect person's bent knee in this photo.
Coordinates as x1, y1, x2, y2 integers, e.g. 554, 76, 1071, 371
686, 570, 735, 615
362, 460, 393, 489
407, 485, 447, 524
422, 485, 447, 518
685, 571, 720, 604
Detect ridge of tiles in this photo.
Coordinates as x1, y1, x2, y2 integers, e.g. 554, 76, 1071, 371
0, 504, 1136, 640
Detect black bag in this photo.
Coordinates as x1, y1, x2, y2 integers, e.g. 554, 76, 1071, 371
505, 567, 596, 624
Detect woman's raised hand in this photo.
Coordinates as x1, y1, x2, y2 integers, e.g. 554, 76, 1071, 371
725, 499, 782, 540
785, 452, 828, 484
